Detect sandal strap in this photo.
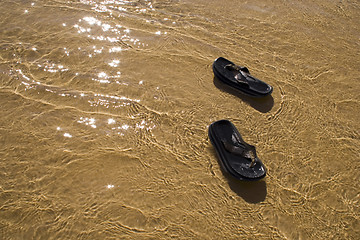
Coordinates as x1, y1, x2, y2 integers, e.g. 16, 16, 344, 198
221, 134, 258, 167
224, 64, 249, 73
225, 64, 252, 86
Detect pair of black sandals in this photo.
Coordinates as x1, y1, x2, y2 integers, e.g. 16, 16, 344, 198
209, 57, 272, 181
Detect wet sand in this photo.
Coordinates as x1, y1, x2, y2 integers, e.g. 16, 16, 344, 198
0, 0, 359, 239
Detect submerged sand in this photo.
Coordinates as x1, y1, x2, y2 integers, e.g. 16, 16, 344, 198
0, 0, 359, 239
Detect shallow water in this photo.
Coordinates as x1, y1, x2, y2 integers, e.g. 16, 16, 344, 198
0, 0, 359, 239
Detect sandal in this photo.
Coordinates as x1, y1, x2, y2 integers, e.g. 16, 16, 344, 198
213, 57, 273, 97
208, 119, 267, 180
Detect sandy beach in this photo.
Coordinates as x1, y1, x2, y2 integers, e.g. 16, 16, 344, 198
0, 0, 359, 239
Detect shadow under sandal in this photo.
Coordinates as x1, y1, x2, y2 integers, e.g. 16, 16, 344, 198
212, 57, 273, 97
208, 119, 266, 181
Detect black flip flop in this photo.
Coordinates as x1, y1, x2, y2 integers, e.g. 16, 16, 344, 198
208, 120, 266, 181
212, 57, 273, 97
